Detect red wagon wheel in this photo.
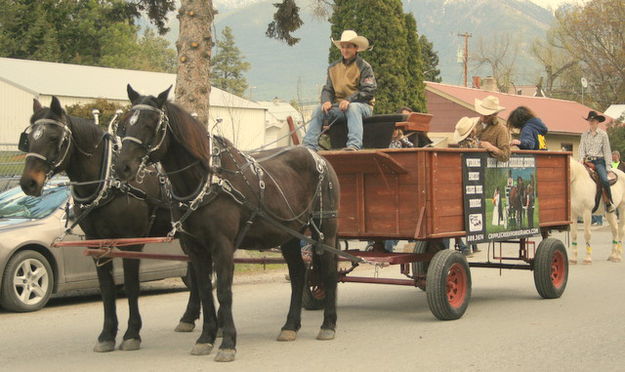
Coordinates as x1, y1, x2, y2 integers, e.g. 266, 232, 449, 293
533, 238, 568, 299
426, 250, 471, 320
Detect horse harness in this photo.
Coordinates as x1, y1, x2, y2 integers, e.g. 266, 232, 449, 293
20, 115, 168, 238
123, 102, 369, 265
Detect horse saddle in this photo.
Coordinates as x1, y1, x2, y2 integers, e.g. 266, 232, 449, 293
583, 162, 617, 212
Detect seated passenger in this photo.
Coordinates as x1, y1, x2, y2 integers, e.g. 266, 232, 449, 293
452, 116, 480, 148
474, 95, 511, 162
302, 30, 377, 151
507, 106, 548, 150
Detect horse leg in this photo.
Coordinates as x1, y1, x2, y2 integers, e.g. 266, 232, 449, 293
316, 234, 338, 341
119, 255, 142, 351
609, 206, 624, 262
277, 238, 306, 342
606, 211, 619, 262
582, 209, 592, 264
570, 212, 579, 264
93, 260, 118, 352
187, 246, 218, 356
212, 236, 237, 362
176, 262, 201, 332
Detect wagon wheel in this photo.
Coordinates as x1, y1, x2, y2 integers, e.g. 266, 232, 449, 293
411, 240, 445, 291
533, 238, 568, 299
302, 264, 325, 310
426, 250, 471, 320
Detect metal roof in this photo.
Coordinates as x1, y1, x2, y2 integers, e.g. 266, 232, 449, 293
426, 82, 607, 135
605, 104, 625, 122
0, 57, 265, 110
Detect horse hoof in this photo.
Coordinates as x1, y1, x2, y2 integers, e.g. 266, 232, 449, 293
119, 338, 141, 351
214, 348, 236, 362
569, 259, 577, 265
582, 259, 592, 265
277, 330, 297, 341
316, 329, 335, 341
190, 343, 213, 356
175, 321, 195, 332
93, 340, 115, 352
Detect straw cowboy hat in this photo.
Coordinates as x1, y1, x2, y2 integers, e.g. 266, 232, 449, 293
474, 95, 506, 116
332, 30, 369, 52
453, 117, 480, 143
584, 110, 606, 123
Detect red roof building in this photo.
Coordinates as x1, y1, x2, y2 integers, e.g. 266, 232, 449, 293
425, 81, 609, 155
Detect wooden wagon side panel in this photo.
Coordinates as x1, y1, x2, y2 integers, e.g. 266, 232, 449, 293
425, 151, 465, 238
535, 153, 570, 227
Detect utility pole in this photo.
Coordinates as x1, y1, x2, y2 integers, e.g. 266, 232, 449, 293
458, 32, 472, 87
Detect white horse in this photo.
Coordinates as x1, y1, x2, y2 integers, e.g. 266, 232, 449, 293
570, 158, 624, 264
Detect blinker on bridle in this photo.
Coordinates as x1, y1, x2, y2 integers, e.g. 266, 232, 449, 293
121, 104, 169, 155
19, 118, 73, 178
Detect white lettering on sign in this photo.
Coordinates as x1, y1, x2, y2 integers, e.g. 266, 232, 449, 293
466, 158, 481, 167
468, 172, 480, 181
469, 199, 482, 208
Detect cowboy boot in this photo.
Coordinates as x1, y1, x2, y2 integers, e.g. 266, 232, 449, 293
608, 240, 618, 262
569, 242, 578, 264
583, 243, 592, 264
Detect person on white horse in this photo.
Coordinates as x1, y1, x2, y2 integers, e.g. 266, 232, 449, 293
579, 110, 616, 213
569, 111, 623, 264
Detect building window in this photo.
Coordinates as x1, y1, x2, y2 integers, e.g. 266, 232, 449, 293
561, 143, 573, 151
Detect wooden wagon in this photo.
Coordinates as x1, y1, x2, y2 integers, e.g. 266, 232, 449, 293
312, 147, 571, 319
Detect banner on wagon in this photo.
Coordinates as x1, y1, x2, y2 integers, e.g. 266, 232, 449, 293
463, 154, 540, 244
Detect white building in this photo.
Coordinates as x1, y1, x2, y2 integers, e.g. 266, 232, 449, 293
0, 57, 267, 150
257, 98, 307, 147
605, 104, 625, 124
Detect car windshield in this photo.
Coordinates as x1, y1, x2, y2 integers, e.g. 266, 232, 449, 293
0, 185, 69, 219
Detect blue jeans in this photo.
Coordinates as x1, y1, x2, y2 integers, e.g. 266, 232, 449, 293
303, 102, 373, 150
591, 158, 613, 203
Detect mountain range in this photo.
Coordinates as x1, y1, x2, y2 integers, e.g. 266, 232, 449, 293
163, 0, 556, 102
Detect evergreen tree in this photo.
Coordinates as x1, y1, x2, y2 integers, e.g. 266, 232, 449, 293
404, 13, 426, 112
419, 35, 442, 83
0, 0, 176, 71
211, 26, 251, 97
328, 0, 421, 114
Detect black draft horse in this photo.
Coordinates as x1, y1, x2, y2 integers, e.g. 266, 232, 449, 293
19, 97, 202, 352
116, 85, 340, 362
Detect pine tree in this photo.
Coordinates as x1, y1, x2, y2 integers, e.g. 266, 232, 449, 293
328, 0, 424, 114
419, 35, 442, 83
211, 26, 251, 97
404, 13, 426, 112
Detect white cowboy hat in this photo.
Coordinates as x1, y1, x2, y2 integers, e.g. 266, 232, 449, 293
453, 116, 480, 143
332, 30, 369, 52
474, 95, 505, 116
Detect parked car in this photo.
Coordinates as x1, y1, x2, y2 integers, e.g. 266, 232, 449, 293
0, 179, 188, 312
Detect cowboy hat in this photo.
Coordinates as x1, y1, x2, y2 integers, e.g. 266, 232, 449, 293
332, 30, 369, 52
474, 95, 505, 116
584, 110, 606, 123
453, 117, 480, 143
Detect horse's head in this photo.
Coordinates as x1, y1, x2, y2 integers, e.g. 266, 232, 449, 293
19, 97, 73, 196
117, 84, 172, 181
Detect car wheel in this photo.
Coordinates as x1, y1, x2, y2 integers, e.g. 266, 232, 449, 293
1, 250, 54, 312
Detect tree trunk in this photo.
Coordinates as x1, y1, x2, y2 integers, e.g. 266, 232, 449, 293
175, 0, 214, 127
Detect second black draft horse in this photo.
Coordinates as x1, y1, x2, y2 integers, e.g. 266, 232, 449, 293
19, 97, 202, 352
116, 85, 341, 362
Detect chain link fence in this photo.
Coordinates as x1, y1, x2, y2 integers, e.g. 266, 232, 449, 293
0, 144, 25, 193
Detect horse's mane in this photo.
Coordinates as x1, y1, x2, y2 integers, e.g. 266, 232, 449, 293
570, 157, 584, 182
164, 102, 216, 169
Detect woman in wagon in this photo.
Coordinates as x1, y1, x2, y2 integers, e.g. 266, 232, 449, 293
507, 106, 548, 150
474, 95, 511, 162
579, 110, 616, 213
302, 30, 377, 151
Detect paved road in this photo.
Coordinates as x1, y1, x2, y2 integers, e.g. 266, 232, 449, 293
1, 228, 624, 371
